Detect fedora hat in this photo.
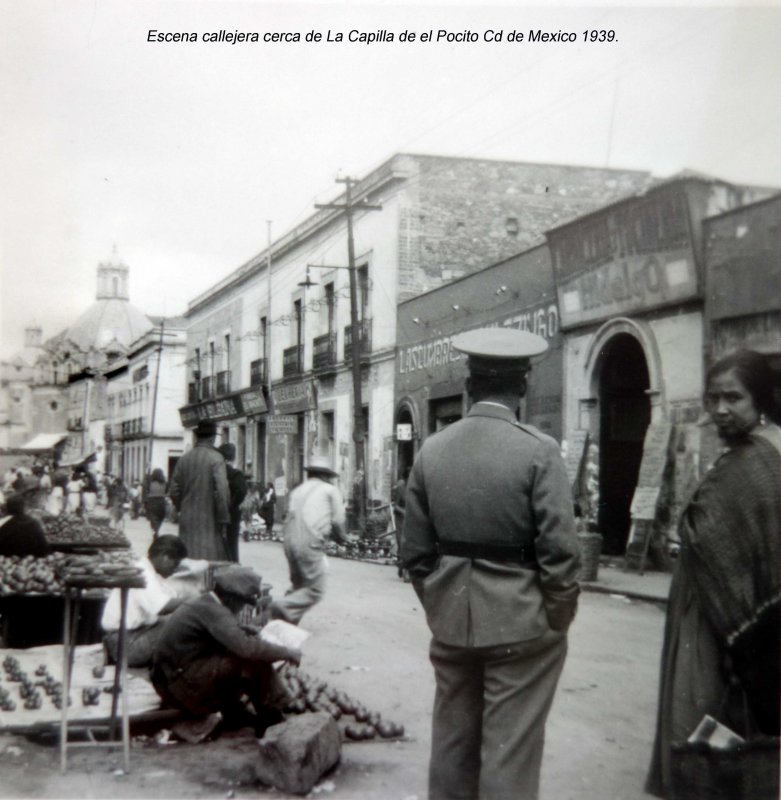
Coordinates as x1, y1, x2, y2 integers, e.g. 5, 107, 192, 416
305, 455, 338, 477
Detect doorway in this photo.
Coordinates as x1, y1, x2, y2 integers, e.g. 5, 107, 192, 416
597, 334, 651, 554
395, 406, 416, 481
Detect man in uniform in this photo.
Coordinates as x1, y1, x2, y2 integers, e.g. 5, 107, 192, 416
169, 419, 231, 561
401, 327, 581, 800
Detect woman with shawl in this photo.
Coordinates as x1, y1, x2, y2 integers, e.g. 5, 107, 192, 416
646, 350, 780, 797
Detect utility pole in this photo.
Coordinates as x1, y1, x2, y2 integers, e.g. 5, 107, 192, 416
265, 220, 273, 488
145, 320, 165, 481
316, 176, 381, 529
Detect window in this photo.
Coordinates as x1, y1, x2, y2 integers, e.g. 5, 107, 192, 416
358, 266, 369, 320
259, 316, 268, 360
324, 283, 335, 334
209, 341, 215, 377
321, 411, 335, 459
223, 333, 231, 371
294, 299, 303, 347
194, 347, 201, 377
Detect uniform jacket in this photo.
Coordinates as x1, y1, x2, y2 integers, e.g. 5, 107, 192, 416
169, 443, 230, 561
401, 401, 580, 647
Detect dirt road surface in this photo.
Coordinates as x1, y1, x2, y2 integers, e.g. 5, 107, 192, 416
0, 517, 665, 799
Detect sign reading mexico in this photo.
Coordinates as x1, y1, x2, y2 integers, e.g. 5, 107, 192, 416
558, 251, 697, 328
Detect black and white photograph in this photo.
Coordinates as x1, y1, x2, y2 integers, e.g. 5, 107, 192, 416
1, 1, 779, 797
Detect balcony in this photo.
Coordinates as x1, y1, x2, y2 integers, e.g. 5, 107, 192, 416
188, 382, 200, 404
120, 417, 147, 439
250, 358, 267, 388
312, 332, 338, 375
283, 345, 304, 379
344, 319, 372, 364
201, 376, 213, 400
216, 370, 231, 396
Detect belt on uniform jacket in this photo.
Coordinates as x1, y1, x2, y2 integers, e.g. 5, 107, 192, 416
437, 540, 538, 567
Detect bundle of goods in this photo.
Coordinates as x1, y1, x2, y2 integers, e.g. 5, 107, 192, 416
276, 665, 405, 741
40, 513, 131, 550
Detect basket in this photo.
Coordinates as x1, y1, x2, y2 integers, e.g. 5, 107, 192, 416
577, 532, 603, 582
670, 737, 780, 800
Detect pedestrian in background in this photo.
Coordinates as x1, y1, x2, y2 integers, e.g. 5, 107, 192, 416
169, 419, 231, 561
646, 349, 781, 798
66, 471, 83, 516
144, 468, 168, 539
219, 442, 248, 563
401, 328, 581, 800
270, 455, 350, 625
260, 481, 276, 534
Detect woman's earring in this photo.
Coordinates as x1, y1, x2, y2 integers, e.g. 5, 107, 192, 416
760, 413, 767, 426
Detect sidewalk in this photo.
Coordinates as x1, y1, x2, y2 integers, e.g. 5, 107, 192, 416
581, 559, 672, 604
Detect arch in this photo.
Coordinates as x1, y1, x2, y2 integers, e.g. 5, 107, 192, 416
583, 317, 664, 413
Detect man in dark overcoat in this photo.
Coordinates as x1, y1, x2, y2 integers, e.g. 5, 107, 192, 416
401, 327, 581, 800
169, 419, 231, 561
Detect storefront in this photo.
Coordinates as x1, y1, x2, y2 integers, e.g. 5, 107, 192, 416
178, 387, 268, 472
395, 244, 563, 482
267, 379, 317, 503
547, 176, 761, 555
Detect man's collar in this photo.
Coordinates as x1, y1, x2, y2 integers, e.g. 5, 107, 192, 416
467, 401, 517, 422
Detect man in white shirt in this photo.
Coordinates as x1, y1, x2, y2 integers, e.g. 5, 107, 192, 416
101, 535, 188, 667
270, 456, 350, 625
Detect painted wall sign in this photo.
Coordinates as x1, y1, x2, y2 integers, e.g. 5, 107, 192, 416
558, 251, 697, 328
398, 303, 559, 376
271, 380, 316, 414
396, 423, 412, 441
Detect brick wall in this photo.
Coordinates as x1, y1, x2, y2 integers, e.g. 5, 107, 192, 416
397, 155, 650, 301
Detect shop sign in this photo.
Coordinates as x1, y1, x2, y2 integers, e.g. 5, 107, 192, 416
271, 380, 316, 414
558, 251, 697, 328
268, 415, 298, 435
396, 423, 412, 441
630, 423, 673, 520
178, 394, 243, 427
398, 303, 559, 376
239, 388, 267, 416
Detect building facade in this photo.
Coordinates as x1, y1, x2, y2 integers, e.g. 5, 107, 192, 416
395, 243, 562, 479
105, 319, 189, 483
179, 153, 650, 514
547, 175, 775, 555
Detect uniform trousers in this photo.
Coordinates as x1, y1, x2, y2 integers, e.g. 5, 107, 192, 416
270, 541, 328, 625
428, 628, 567, 800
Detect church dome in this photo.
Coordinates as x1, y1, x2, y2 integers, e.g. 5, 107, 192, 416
62, 249, 153, 359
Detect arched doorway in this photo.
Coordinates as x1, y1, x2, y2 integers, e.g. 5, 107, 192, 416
597, 334, 651, 554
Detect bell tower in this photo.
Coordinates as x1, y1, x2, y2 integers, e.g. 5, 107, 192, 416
96, 245, 129, 300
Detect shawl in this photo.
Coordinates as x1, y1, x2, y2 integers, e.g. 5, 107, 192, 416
678, 428, 781, 647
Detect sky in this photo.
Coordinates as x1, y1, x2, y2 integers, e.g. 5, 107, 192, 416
2, 0, 780, 356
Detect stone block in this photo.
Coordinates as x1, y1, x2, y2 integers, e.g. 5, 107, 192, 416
254, 711, 341, 795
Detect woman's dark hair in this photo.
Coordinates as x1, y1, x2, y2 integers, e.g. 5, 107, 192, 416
706, 349, 780, 420
5, 493, 25, 516
151, 468, 166, 483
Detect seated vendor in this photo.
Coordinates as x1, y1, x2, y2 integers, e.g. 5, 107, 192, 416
101, 535, 188, 668
151, 564, 302, 736
0, 490, 51, 558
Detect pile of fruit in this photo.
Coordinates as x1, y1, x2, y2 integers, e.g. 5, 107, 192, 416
0, 551, 144, 596
277, 665, 405, 741
0, 553, 68, 595
325, 539, 396, 565
41, 513, 130, 549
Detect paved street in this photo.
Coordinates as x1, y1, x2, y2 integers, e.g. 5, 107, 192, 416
125, 516, 666, 800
